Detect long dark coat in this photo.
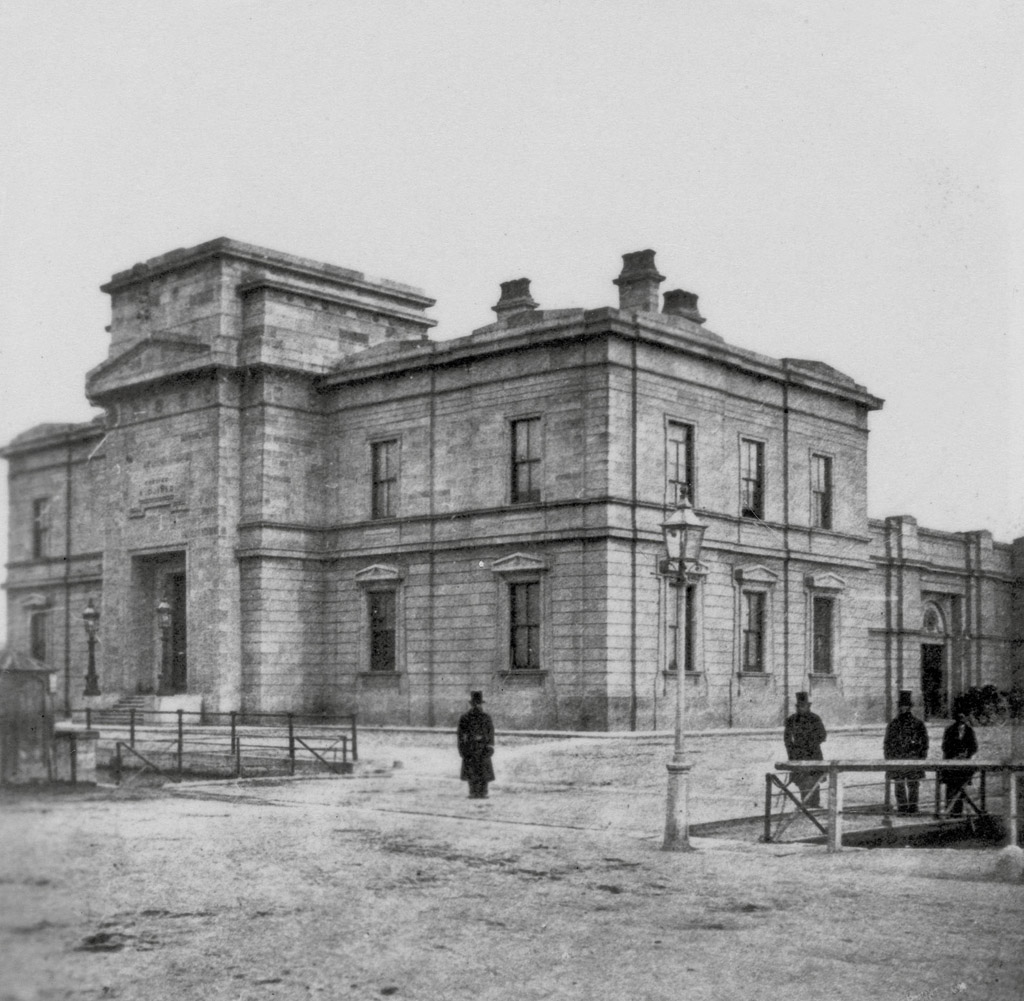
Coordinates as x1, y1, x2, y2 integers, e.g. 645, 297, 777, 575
457, 706, 495, 784
940, 720, 978, 789
883, 712, 929, 781
784, 711, 827, 761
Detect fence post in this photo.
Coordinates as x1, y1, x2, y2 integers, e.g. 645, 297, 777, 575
114, 742, 123, 785
763, 774, 773, 842
980, 770, 987, 814
827, 762, 843, 853
934, 769, 942, 818
351, 715, 358, 762
130, 708, 136, 747
1005, 770, 1020, 847
235, 738, 242, 779
882, 773, 892, 827
230, 711, 237, 754
177, 709, 184, 780
86, 707, 92, 730
288, 714, 295, 776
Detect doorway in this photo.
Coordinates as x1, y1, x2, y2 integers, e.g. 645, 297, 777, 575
921, 644, 945, 719
130, 552, 187, 695
167, 572, 187, 692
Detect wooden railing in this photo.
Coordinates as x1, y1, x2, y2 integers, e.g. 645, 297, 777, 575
766, 760, 1024, 853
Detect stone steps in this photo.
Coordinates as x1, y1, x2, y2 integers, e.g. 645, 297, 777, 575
91, 695, 154, 726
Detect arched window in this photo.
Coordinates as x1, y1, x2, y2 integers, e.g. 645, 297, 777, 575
922, 603, 945, 637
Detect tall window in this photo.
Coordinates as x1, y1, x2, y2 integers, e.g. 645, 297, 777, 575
667, 583, 697, 672
667, 422, 694, 505
371, 440, 398, 519
510, 581, 541, 670
511, 418, 541, 504
740, 440, 764, 519
811, 454, 833, 529
812, 596, 834, 674
368, 591, 396, 672
742, 592, 765, 672
29, 612, 47, 663
32, 498, 51, 558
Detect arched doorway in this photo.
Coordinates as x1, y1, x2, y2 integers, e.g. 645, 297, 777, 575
920, 602, 947, 719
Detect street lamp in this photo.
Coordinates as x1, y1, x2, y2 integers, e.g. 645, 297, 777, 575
82, 599, 101, 696
660, 496, 707, 851
156, 596, 172, 695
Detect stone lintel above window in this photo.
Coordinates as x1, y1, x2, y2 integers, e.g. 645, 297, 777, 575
804, 572, 846, 592
354, 563, 404, 588
490, 553, 549, 577
733, 565, 779, 587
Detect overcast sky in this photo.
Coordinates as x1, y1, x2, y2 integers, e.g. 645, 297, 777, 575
1, 1, 1022, 636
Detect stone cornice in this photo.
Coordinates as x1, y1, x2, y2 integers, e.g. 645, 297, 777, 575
1, 419, 105, 458
237, 276, 437, 329
316, 307, 884, 411
101, 237, 435, 310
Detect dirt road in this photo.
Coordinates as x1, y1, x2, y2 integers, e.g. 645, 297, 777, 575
2, 732, 1022, 1001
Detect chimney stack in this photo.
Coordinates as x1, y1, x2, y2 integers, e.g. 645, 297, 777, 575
492, 278, 538, 321
662, 289, 706, 325
613, 250, 664, 313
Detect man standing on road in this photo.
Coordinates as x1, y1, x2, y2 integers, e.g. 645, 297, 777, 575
940, 712, 978, 817
884, 690, 929, 814
457, 691, 495, 799
784, 691, 827, 808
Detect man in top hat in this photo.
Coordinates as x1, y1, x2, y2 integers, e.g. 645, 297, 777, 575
940, 712, 978, 817
457, 691, 495, 799
784, 691, 827, 808
883, 690, 929, 814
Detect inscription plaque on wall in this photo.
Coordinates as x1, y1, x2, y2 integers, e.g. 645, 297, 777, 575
128, 458, 191, 517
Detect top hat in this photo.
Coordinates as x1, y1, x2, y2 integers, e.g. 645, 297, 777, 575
470, 691, 484, 705
897, 690, 914, 707
795, 691, 810, 705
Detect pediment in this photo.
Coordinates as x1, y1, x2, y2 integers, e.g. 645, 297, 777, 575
86, 335, 211, 397
354, 563, 405, 586
491, 552, 549, 576
733, 564, 779, 586
805, 572, 846, 592
20, 592, 51, 610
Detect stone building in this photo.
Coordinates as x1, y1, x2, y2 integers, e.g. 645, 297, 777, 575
3, 238, 1019, 730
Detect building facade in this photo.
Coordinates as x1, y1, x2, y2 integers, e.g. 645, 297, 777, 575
4, 239, 1020, 730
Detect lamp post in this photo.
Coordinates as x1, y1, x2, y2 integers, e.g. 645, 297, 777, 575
156, 596, 172, 695
82, 599, 101, 696
660, 497, 707, 851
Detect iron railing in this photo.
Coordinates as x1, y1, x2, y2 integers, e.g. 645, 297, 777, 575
78, 708, 357, 783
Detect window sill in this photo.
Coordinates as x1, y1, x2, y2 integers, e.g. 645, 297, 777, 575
662, 671, 704, 679
809, 673, 838, 682
358, 672, 402, 687
737, 671, 772, 680
499, 670, 547, 687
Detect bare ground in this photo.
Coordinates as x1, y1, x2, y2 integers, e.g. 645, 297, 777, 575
1, 731, 1022, 1001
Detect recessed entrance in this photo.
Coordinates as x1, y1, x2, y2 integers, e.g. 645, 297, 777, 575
131, 552, 187, 695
